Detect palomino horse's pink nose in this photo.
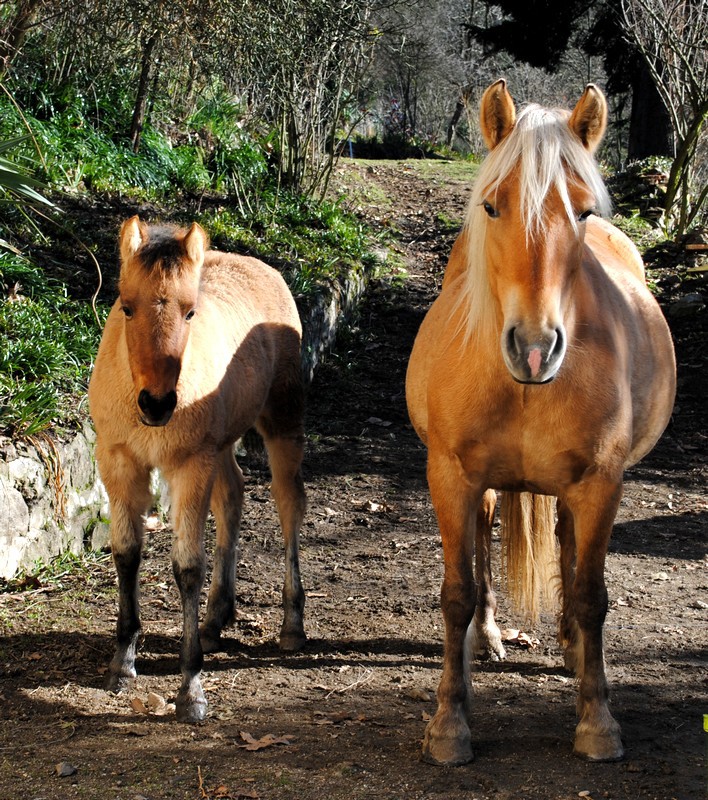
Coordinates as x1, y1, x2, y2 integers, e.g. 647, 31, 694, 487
503, 324, 566, 383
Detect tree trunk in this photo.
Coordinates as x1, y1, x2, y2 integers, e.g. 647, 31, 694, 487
446, 98, 465, 147
0, 0, 44, 78
627, 62, 674, 160
129, 32, 159, 153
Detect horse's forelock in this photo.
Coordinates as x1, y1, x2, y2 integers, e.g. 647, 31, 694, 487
469, 104, 610, 237
131, 225, 191, 274
455, 101, 611, 344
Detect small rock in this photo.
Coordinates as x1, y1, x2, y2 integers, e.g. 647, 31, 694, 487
55, 762, 77, 778
668, 292, 705, 318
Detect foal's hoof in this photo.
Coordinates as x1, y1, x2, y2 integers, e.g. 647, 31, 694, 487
199, 625, 223, 654
105, 672, 134, 693
422, 733, 474, 766
279, 628, 306, 653
574, 728, 624, 762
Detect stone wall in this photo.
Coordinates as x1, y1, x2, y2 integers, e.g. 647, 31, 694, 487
0, 267, 368, 580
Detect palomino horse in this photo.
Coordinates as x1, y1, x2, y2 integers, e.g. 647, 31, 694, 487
406, 81, 676, 764
89, 217, 307, 722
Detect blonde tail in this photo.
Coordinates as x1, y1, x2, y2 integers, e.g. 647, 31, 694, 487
500, 491, 558, 622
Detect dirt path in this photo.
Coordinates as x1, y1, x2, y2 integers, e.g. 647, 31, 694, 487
0, 160, 706, 800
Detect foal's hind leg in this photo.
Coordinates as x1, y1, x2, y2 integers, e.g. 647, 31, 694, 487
201, 447, 244, 653
99, 447, 151, 692
467, 489, 506, 661
260, 428, 307, 652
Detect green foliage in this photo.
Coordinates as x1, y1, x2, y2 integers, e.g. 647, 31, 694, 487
0, 252, 106, 435
199, 193, 372, 298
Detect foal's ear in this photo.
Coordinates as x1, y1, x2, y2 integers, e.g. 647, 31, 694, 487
569, 84, 607, 152
480, 79, 516, 150
182, 222, 207, 268
119, 215, 147, 263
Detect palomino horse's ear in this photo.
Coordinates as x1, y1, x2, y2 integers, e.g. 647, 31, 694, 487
480, 79, 516, 150
182, 222, 207, 267
569, 84, 607, 152
119, 215, 147, 263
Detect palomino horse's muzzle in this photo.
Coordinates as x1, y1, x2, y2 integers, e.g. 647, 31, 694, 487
137, 388, 177, 426
502, 324, 567, 384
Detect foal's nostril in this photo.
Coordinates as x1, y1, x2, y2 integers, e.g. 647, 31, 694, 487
138, 389, 177, 423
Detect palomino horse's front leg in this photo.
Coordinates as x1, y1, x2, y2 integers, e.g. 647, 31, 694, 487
200, 447, 244, 653
168, 454, 215, 723
565, 476, 624, 761
467, 489, 506, 661
100, 449, 152, 692
424, 449, 478, 765
264, 432, 307, 652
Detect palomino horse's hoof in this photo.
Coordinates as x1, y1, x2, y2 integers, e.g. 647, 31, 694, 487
279, 629, 306, 653
422, 725, 474, 766
574, 729, 624, 762
176, 696, 208, 724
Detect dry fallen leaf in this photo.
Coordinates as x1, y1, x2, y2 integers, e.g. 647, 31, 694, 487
130, 697, 149, 715
406, 687, 431, 702
501, 629, 540, 649
236, 731, 295, 751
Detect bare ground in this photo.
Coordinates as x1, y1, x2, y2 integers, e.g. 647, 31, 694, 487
0, 160, 706, 800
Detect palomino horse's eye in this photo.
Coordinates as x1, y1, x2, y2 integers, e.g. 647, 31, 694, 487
185, 309, 196, 321
482, 201, 499, 218
578, 209, 595, 222
121, 306, 133, 319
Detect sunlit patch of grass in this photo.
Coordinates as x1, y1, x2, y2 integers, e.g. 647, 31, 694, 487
0, 251, 107, 435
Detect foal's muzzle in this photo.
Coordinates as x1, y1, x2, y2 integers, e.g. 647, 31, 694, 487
138, 389, 177, 426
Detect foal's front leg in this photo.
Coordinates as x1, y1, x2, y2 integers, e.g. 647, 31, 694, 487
100, 448, 151, 692
168, 454, 215, 723
424, 449, 478, 765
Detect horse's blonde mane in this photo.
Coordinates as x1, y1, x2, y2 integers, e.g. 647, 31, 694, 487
456, 103, 612, 342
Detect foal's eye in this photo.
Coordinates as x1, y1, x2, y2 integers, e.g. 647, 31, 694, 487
578, 208, 595, 222
482, 201, 499, 218
185, 309, 195, 321
121, 305, 133, 319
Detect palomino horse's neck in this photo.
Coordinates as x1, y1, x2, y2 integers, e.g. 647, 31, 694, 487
455, 104, 611, 346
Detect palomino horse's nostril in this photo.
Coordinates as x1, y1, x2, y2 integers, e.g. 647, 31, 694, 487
138, 389, 177, 424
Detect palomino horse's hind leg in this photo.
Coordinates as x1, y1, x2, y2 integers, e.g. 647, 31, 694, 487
100, 450, 152, 692
423, 449, 477, 765
263, 431, 307, 652
556, 500, 583, 674
467, 489, 506, 661
167, 453, 215, 723
565, 476, 624, 762
200, 447, 244, 653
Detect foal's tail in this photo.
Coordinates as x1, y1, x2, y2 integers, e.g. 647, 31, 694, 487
500, 492, 557, 622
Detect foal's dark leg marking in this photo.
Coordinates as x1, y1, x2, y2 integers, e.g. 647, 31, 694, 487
168, 455, 214, 723
107, 542, 142, 692
173, 558, 207, 723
